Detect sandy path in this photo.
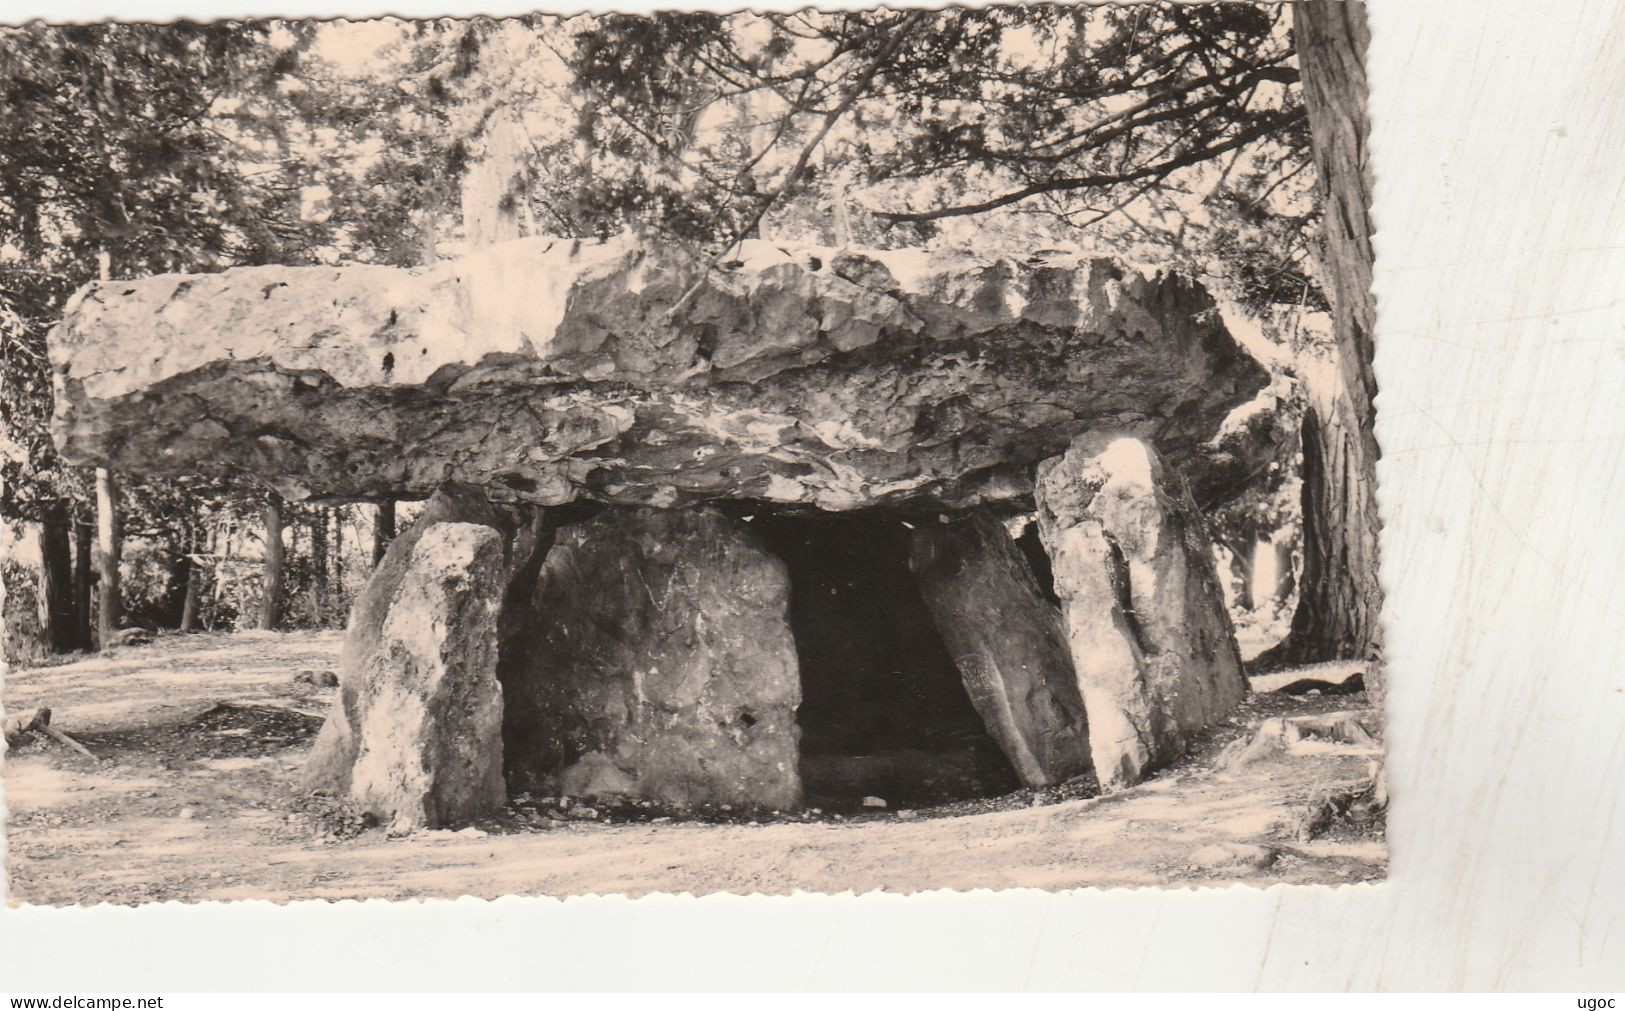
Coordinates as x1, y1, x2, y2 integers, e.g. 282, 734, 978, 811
4, 631, 1384, 905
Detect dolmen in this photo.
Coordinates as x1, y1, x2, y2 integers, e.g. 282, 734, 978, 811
50, 235, 1258, 828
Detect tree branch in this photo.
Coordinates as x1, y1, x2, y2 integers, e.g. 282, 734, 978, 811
665, 10, 926, 318
874, 108, 1306, 224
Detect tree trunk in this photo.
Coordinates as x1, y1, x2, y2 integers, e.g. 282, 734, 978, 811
73, 519, 93, 649
95, 467, 122, 646
38, 502, 78, 653
1272, 2, 1384, 690
308, 506, 329, 624
330, 507, 344, 614
260, 494, 285, 631
372, 499, 396, 568
179, 556, 202, 632
178, 525, 202, 632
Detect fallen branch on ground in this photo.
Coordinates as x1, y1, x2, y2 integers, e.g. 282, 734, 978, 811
2, 707, 49, 746
2, 706, 99, 761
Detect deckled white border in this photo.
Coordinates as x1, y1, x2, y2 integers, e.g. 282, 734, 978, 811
5, 0, 1624, 991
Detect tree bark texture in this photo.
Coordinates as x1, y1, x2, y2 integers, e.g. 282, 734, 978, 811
178, 525, 202, 632
73, 520, 92, 648
372, 500, 396, 568
309, 506, 329, 624
179, 558, 202, 632
1279, 1, 1385, 689
38, 502, 78, 653
95, 467, 121, 645
331, 507, 344, 607
260, 494, 286, 630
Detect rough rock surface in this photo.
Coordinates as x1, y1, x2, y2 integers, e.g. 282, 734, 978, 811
907, 510, 1091, 787
303, 485, 512, 805
305, 522, 508, 831
1035, 433, 1248, 791
507, 506, 802, 810
50, 236, 1266, 511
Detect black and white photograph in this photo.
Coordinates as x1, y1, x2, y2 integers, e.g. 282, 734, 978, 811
3, 0, 1625, 995
0, 1, 1391, 904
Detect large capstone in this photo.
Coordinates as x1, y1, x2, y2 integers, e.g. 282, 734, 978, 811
48, 236, 1267, 513
907, 510, 1091, 787
505, 506, 802, 810
304, 520, 508, 831
1035, 434, 1248, 791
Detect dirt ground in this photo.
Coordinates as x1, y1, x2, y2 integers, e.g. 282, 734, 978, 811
3, 631, 1384, 905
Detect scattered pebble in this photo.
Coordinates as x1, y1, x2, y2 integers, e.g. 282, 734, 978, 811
862, 796, 887, 809
455, 826, 488, 839
178, 807, 196, 820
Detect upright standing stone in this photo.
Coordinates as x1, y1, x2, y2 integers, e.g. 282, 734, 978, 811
908, 510, 1091, 787
347, 523, 507, 829
1035, 434, 1247, 791
304, 485, 514, 830
507, 507, 802, 810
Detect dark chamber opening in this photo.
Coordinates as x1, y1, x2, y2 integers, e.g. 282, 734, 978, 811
744, 509, 1020, 810
1015, 518, 1060, 605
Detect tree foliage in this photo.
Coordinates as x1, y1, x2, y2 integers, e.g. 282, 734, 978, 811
0, 22, 345, 646
0, 22, 312, 524
374, 6, 1325, 309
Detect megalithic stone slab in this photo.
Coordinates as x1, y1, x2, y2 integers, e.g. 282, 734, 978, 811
508, 506, 802, 810
316, 522, 508, 831
1035, 434, 1248, 791
304, 485, 512, 817
47, 237, 1271, 513
908, 510, 1091, 787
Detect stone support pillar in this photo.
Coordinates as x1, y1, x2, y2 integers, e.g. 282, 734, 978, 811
1035, 434, 1248, 790
908, 510, 1091, 787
